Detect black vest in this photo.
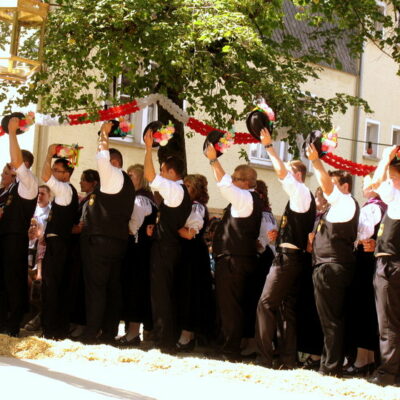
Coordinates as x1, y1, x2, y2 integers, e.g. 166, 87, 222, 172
0, 182, 37, 235
313, 197, 360, 265
375, 213, 400, 257
136, 190, 158, 245
213, 191, 262, 257
276, 192, 316, 251
155, 183, 192, 245
83, 171, 135, 240
45, 183, 79, 240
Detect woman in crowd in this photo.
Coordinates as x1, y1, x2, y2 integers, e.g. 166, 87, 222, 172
344, 175, 386, 376
241, 179, 277, 357
118, 164, 157, 346
176, 174, 215, 351
69, 169, 100, 338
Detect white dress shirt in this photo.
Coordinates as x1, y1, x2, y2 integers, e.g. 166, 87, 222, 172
217, 174, 253, 218
377, 180, 400, 219
129, 195, 153, 237
357, 202, 382, 241
46, 175, 73, 206
150, 174, 184, 207
324, 185, 357, 223
280, 172, 311, 213
258, 211, 277, 253
184, 202, 206, 234
96, 150, 124, 194
34, 204, 51, 231
16, 163, 38, 200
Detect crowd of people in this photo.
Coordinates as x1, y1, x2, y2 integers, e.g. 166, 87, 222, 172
0, 116, 400, 387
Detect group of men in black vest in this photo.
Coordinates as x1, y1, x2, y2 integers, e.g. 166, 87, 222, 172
1, 115, 400, 386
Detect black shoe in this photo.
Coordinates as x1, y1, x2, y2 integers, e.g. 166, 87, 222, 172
176, 339, 195, 352
302, 356, 321, 371
369, 371, 397, 387
117, 334, 141, 348
343, 363, 375, 377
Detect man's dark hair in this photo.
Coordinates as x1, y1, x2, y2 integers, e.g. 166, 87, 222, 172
109, 148, 123, 168
82, 169, 100, 183
328, 170, 353, 192
22, 150, 34, 168
163, 156, 185, 179
54, 158, 74, 176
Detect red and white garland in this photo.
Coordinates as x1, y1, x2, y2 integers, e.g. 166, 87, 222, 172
30, 94, 377, 176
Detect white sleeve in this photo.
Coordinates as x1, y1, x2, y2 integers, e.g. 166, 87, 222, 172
96, 150, 124, 194
376, 180, 397, 205
325, 185, 356, 223
217, 174, 253, 218
185, 203, 205, 234
280, 172, 311, 213
150, 174, 184, 207
46, 175, 73, 206
16, 164, 38, 200
357, 203, 382, 241
129, 195, 152, 235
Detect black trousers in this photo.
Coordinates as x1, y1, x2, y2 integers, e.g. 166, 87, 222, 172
215, 254, 258, 354
255, 252, 304, 367
0, 233, 29, 335
41, 236, 70, 337
374, 256, 400, 377
150, 241, 181, 348
313, 262, 355, 375
81, 235, 127, 339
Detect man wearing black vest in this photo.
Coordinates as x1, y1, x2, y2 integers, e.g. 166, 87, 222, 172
204, 143, 262, 358
79, 122, 135, 344
368, 145, 400, 386
144, 130, 192, 353
306, 144, 359, 376
0, 117, 38, 337
255, 128, 316, 369
41, 146, 79, 339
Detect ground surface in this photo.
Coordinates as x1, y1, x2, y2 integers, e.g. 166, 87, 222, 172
1, 334, 399, 400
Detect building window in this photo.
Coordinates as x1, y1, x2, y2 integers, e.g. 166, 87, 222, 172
110, 76, 158, 146
392, 126, 400, 145
249, 133, 311, 171
374, 1, 386, 35
364, 120, 380, 158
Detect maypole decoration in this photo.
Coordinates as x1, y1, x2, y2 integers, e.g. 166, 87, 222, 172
27, 93, 379, 176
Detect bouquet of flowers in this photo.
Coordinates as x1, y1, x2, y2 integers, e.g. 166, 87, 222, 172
153, 122, 175, 146
321, 128, 338, 154
214, 130, 235, 154
114, 116, 134, 137
255, 103, 276, 123
54, 144, 83, 167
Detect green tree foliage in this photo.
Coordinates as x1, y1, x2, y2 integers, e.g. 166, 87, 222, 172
1, 0, 374, 158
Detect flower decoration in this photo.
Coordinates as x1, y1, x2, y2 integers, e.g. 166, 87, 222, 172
254, 103, 276, 122
153, 121, 175, 146
114, 116, 134, 137
0, 126, 5, 137
54, 144, 83, 167
321, 127, 338, 154
18, 111, 35, 132
214, 130, 235, 154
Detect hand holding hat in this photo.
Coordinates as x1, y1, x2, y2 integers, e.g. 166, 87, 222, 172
1, 111, 35, 136
246, 102, 275, 141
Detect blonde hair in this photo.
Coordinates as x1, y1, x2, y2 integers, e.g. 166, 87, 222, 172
127, 164, 150, 191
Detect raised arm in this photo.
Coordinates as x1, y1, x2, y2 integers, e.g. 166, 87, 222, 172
98, 121, 113, 152
204, 143, 225, 183
306, 144, 333, 196
8, 117, 23, 169
260, 128, 288, 180
144, 130, 156, 183
42, 144, 58, 183
371, 145, 398, 190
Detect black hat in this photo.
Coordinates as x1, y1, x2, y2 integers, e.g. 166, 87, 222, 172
97, 119, 122, 137
143, 121, 163, 148
246, 109, 274, 141
302, 130, 326, 159
203, 130, 225, 158
1, 112, 26, 134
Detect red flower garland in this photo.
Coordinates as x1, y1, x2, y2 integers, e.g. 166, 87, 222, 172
62, 100, 378, 177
